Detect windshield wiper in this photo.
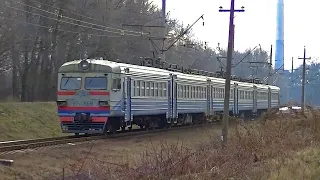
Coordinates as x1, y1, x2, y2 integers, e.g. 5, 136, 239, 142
64, 77, 70, 87
88, 76, 100, 85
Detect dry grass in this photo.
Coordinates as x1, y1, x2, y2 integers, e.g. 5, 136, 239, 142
2, 108, 320, 179
0, 125, 223, 179
0, 102, 64, 141
55, 108, 320, 179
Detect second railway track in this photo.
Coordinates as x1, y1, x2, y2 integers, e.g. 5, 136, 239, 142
0, 121, 220, 153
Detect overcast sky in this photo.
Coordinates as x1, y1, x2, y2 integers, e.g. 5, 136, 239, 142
151, 0, 320, 70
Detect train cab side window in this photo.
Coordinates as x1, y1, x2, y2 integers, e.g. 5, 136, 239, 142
112, 78, 121, 91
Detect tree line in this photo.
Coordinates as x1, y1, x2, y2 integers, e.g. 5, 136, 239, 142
0, 0, 281, 102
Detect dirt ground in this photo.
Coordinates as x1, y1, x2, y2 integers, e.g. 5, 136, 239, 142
0, 125, 223, 179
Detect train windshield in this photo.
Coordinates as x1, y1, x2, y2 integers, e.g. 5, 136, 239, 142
60, 77, 82, 90
85, 77, 107, 90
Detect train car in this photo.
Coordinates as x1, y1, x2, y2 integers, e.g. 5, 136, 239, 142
56, 59, 280, 135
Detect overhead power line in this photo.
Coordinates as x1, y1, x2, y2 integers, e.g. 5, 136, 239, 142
8, 0, 147, 36
0, 15, 125, 38
3, 3, 146, 37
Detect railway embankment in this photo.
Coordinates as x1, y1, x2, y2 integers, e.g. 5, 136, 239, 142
0, 102, 63, 141
1, 109, 320, 179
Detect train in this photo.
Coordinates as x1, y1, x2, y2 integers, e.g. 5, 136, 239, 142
56, 58, 280, 135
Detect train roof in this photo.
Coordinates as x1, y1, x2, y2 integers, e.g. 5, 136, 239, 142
59, 59, 280, 91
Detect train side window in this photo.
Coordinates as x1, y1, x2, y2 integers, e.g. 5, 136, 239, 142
141, 81, 145, 96
180, 85, 184, 98
212, 88, 215, 99
163, 82, 167, 97
196, 87, 199, 99
159, 83, 163, 97
202, 87, 205, 99
193, 86, 196, 99
216, 88, 219, 99
150, 82, 154, 96
185, 86, 188, 99
146, 82, 150, 96
155, 83, 158, 97
133, 81, 136, 96
112, 78, 121, 91
200, 87, 203, 99
223, 88, 225, 98
192, 86, 195, 99
230, 89, 233, 99
202, 87, 204, 98
136, 81, 140, 96
221, 88, 224, 99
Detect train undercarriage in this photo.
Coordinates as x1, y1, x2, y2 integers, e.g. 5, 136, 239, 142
62, 109, 272, 135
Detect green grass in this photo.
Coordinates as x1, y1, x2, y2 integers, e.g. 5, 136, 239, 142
0, 102, 64, 141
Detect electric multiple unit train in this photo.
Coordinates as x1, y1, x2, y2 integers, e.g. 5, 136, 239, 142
56, 59, 280, 135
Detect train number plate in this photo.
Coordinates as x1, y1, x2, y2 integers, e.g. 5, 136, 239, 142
68, 100, 96, 106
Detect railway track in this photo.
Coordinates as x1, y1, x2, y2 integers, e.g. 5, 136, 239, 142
0, 122, 219, 153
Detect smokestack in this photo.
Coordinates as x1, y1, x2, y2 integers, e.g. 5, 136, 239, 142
275, 0, 284, 72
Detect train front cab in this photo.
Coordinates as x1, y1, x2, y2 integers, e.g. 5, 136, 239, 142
57, 60, 113, 135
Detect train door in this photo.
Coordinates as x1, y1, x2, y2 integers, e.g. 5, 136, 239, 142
206, 79, 212, 116
122, 68, 132, 128
124, 76, 132, 127
268, 87, 271, 110
252, 85, 257, 115
167, 74, 177, 124
233, 83, 239, 115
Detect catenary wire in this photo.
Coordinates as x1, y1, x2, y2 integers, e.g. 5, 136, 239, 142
4, 0, 148, 37
9, 0, 145, 35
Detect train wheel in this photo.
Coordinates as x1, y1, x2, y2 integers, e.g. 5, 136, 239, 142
74, 133, 79, 136
121, 126, 126, 131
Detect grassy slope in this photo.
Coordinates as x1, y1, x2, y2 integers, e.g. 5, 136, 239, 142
0, 102, 64, 141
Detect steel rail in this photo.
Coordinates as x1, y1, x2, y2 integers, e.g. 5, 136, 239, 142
0, 121, 220, 153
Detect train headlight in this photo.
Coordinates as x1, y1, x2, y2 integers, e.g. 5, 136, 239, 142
99, 101, 109, 106
79, 60, 90, 70
57, 101, 67, 106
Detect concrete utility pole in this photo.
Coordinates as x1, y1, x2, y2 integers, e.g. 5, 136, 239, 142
298, 46, 311, 113
161, 0, 166, 62
219, 0, 244, 146
268, 45, 273, 85
291, 57, 293, 101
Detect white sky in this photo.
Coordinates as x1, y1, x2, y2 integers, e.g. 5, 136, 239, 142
151, 0, 320, 70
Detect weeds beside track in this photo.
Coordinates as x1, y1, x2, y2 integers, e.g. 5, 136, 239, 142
0, 121, 220, 154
